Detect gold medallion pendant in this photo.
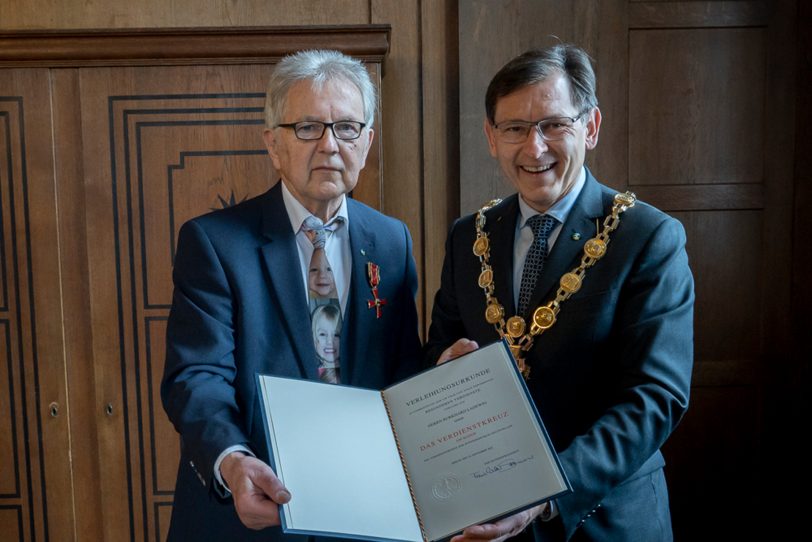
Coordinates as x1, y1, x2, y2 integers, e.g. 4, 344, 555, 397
531, 305, 556, 332
478, 268, 493, 288
584, 238, 606, 259
484, 302, 504, 324
560, 272, 581, 293
506, 316, 526, 338
473, 236, 490, 257
472, 191, 636, 380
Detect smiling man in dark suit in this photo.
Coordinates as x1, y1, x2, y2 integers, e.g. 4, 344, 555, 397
426, 45, 694, 541
161, 49, 421, 541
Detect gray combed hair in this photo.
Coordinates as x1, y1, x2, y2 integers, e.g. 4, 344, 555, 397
264, 49, 377, 128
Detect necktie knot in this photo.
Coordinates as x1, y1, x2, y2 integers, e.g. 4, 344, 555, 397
302, 215, 343, 249
527, 214, 558, 244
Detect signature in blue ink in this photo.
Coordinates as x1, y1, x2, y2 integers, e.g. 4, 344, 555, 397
471, 455, 534, 478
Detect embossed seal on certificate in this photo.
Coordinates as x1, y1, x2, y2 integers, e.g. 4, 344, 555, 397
432, 475, 461, 501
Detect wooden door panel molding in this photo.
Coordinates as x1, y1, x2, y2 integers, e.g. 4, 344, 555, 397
629, 26, 766, 186
77, 54, 386, 539
631, 183, 764, 212
0, 319, 20, 496
107, 91, 272, 307
165, 149, 270, 274
91, 87, 278, 539
144, 316, 174, 542
0, 94, 48, 542
1, 77, 73, 541
624, 2, 788, 539
144, 317, 175, 498
0, 507, 23, 541
672, 210, 763, 365
0, 25, 391, 67
628, 1, 770, 29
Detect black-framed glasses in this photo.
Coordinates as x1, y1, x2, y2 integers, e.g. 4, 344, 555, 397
493, 111, 588, 143
276, 120, 366, 141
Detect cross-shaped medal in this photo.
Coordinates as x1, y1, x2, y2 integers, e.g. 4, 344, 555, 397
366, 262, 387, 318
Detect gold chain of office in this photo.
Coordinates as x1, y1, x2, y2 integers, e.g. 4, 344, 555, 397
473, 191, 636, 380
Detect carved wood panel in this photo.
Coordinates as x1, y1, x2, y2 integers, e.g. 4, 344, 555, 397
0, 72, 73, 542
0, 96, 41, 541
82, 67, 277, 540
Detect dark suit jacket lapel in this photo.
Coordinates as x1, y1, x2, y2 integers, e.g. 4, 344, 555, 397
343, 200, 376, 385
259, 183, 319, 380
529, 171, 606, 309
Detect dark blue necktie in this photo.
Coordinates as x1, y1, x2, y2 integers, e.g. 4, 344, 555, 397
517, 214, 558, 317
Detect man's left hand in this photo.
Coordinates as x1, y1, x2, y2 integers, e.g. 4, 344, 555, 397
450, 504, 546, 542
437, 338, 479, 365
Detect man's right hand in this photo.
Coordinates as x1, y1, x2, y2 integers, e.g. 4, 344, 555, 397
220, 451, 291, 530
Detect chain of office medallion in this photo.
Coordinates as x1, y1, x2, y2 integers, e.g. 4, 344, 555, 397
473, 191, 636, 378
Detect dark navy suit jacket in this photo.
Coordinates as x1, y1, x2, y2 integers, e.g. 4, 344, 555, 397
426, 170, 694, 541
161, 182, 422, 541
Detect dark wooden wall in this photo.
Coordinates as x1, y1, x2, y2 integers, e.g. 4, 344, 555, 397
459, 1, 805, 540
1, 0, 808, 540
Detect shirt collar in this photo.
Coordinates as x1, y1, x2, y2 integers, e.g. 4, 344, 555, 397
280, 181, 349, 232
517, 166, 586, 227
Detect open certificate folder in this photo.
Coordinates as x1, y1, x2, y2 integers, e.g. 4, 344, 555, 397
256, 340, 570, 542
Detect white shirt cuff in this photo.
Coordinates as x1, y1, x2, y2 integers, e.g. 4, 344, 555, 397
213, 444, 254, 494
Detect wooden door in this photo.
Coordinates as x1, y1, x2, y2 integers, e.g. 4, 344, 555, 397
459, 1, 796, 539
79, 65, 274, 541
0, 26, 389, 542
78, 63, 345, 540
0, 70, 75, 541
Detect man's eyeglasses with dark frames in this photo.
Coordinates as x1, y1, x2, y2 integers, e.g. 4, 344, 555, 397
493, 111, 589, 144
276, 121, 366, 141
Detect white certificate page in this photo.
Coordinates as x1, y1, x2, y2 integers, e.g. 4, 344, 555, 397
382, 342, 569, 542
258, 376, 422, 542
